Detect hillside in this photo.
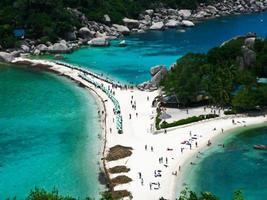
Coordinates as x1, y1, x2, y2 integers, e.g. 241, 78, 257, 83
0, 0, 267, 51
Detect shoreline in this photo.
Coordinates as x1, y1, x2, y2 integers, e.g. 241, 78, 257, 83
175, 122, 267, 197
10, 58, 267, 200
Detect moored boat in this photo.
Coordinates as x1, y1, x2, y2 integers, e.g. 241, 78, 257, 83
118, 40, 127, 47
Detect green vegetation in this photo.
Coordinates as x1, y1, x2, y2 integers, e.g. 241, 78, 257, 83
159, 114, 218, 129
8, 187, 245, 200
0, 0, 216, 48
161, 37, 267, 112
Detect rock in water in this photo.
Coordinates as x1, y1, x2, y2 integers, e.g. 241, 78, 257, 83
112, 24, 130, 35
88, 37, 110, 47
181, 20, 195, 27
0, 52, 14, 62
150, 22, 164, 30
165, 20, 179, 28
49, 42, 70, 53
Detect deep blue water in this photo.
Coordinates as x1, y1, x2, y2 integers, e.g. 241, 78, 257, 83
0, 65, 102, 199
63, 12, 267, 84
183, 126, 267, 200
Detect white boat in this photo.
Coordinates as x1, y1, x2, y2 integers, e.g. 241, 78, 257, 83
118, 40, 127, 47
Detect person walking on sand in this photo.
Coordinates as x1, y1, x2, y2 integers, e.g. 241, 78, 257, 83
195, 141, 198, 148
138, 172, 142, 179
149, 183, 152, 190
145, 145, 147, 150
151, 146, 154, 152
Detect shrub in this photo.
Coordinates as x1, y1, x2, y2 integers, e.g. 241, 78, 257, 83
160, 114, 218, 129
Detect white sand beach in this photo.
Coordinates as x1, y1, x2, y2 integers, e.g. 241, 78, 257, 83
12, 58, 267, 200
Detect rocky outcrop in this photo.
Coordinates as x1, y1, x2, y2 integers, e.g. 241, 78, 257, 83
123, 18, 140, 29
78, 27, 94, 39
150, 22, 164, 30
20, 45, 30, 53
244, 37, 256, 48
36, 44, 48, 52
178, 9, 192, 19
150, 65, 164, 76
49, 41, 71, 53
0, 52, 14, 62
150, 66, 168, 86
88, 37, 110, 46
181, 20, 195, 27
112, 24, 130, 35
165, 19, 179, 28
239, 46, 256, 69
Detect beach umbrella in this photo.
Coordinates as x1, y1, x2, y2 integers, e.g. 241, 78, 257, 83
159, 112, 172, 120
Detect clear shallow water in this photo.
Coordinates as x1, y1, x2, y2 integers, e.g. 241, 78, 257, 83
182, 126, 267, 200
63, 12, 267, 84
0, 65, 101, 199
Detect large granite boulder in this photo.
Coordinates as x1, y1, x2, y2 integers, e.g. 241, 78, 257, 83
0, 52, 14, 62
88, 37, 110, 46
181, 20, 195, 27
78, 27, 94, 39
123, 18, 140, 29
36, 44, 48, 52
178, 9, 192, 19
49, 42, 70, 53
145, 9, 154, 16
150, 66, 168, 86
150, 22, 164, 30
244, 37, 256, 48
21, 44, 30, 53
239, 46, 256, 69
150, 65, 164, 76
165, 19, 179, 28
112, 24, 130, 35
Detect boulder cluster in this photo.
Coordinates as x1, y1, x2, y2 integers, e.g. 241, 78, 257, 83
1, 0, 267, 62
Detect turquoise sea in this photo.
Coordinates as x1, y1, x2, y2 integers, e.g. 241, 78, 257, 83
181, 125, 267, 200
63, 12, 267, 84
1, 11, 267, 199
0, 65, 102, 199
